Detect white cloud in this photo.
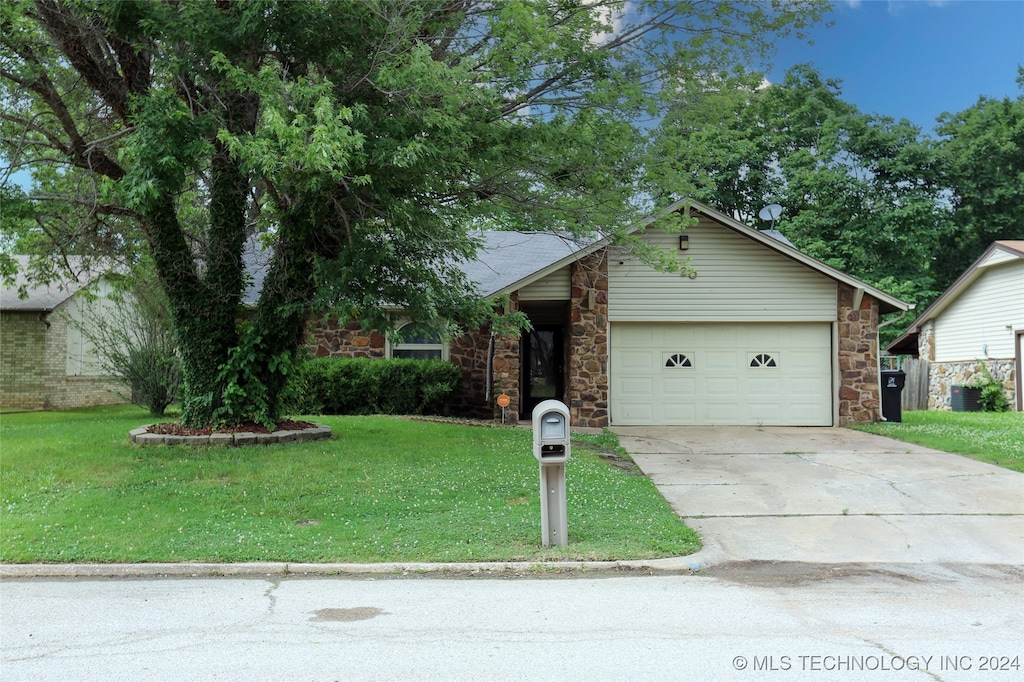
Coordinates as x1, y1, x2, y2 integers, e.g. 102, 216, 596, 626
586, 0, 628, 46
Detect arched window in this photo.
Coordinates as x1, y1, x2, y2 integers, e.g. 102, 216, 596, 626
749, 353, 778, 368
664, 353, 693, 368
390, 322, 446, 360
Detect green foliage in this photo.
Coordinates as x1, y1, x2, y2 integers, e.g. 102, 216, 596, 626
211, 323, 295, 429
932, 82, 1024, 289
2, 0, 827, 428
65, 272, 181, 416
290, 357, 462, 417
967, 362, 1010, 413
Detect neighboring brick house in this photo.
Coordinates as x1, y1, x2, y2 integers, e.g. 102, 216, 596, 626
0, 258, 125, 410
309, 200, 910, 427
887, 241, 1023, 411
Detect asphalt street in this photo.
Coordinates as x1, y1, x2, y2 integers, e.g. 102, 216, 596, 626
2, 563, 1022, 681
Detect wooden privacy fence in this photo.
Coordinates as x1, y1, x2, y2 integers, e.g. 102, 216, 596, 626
900, 357, 929, 411
881, 355, 930, 411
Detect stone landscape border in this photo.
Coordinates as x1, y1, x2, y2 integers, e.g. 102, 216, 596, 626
129, 423, 332, 447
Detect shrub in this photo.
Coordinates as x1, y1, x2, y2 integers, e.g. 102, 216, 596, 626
969, 361, 1010, 413
66, 274, 180, 416
288, 357, 462, 416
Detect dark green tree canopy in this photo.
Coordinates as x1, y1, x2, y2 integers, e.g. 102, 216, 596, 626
648, 64, 956, 309
1, 0, 825, 426
648, 64, 1024, 328
932, 81, 1024, 289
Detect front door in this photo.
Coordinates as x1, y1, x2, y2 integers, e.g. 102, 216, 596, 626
522, 326, 565, 417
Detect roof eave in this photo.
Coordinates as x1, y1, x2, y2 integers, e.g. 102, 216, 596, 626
899, 241, 1024, 334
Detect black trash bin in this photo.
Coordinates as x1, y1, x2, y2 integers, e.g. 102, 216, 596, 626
880, 369, 906, 422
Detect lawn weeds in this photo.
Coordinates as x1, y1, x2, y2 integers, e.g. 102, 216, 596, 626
0, 406, 699, 563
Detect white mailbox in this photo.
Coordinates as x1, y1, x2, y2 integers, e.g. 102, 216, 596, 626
532, 399, 570, 464
531, 399, 570, 547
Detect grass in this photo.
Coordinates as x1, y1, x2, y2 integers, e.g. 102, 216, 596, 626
854, 410, 1024, 472
0, 406, 699, 564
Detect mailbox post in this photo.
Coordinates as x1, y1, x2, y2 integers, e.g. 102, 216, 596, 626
532, 399, 570, 547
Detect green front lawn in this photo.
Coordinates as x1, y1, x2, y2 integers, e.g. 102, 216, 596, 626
854, 410, 1024, 472
0, 406, 699, 564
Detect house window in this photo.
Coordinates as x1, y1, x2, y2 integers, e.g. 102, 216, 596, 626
664, 353, 693, 368
749, 353, 778, 368
390, 322, 447, 360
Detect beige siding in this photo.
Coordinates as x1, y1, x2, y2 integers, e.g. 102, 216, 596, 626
519, 266, 571, 301
981, 249, 1019, 267
62, 281, 118, 376
608, 220, 837, 322
934, 261, 1024, 362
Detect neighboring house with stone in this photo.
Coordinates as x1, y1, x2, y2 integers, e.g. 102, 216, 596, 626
0, 258, 126, 410
887, 240, 1023, 411
309, 199, 910, 427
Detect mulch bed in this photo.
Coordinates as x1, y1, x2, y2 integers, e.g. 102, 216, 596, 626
145, 420, 317, 437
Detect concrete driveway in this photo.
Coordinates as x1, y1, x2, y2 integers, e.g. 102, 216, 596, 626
612, 426, 1024, 565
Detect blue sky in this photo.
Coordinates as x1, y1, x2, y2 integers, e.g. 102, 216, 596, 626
766, 0, 1024, 134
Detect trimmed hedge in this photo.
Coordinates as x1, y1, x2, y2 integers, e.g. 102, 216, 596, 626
287, 357, 462, 416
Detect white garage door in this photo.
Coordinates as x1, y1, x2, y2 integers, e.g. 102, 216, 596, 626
611, 322, 833, 426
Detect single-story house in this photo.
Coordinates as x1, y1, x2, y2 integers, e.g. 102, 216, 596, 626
887, 240, 1023, 411
310, 199, 910, 427
0, 258, 126, 410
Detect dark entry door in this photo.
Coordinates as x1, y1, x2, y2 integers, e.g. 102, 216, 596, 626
522, 326, 565, 417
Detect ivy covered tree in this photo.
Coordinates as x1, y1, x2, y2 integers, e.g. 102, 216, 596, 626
1, 0, 824, 427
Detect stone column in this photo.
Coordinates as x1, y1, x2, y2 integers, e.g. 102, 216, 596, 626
837, 284, 880, 425
568, 251, 609, 427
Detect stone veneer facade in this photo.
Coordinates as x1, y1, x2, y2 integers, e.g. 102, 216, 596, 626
305, 259, 886, 427
837, 284, 882, 424
447, 293, 522, 422
915, 321, 1016, 410
928, 358, 1016, 411
309, 318, 385, 359
567, 251, 609, 427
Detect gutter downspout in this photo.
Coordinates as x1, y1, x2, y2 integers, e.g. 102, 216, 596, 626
876, 305, 915, 421
485, 333, 494, 402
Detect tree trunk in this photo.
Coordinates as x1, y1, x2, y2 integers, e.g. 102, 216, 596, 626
245, 213, 326, 422
145, 151, 248, 427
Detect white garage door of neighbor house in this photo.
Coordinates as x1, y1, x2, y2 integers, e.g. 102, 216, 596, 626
610, 322, 833, 426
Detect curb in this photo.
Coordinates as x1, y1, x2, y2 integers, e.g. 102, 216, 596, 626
0, 546, 723, 579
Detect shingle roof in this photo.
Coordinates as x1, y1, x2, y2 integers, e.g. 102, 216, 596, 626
0, 256, 99, 312
460, 230, 598, 297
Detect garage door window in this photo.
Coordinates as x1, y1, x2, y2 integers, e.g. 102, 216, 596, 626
749, 352, 778, 368
664, 353, 693, 368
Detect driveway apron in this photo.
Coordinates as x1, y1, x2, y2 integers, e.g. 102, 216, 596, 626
612, 426, 1024, 565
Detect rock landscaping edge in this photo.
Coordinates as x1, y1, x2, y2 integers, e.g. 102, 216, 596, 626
129, 423, 333, 446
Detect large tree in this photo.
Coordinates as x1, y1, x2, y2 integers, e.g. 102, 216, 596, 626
647, 64, 953, 307
931, 80, 1024, 289
1, 0, 824, 427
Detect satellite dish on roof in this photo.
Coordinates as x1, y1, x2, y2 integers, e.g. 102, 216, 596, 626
758, 204, 783, 223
